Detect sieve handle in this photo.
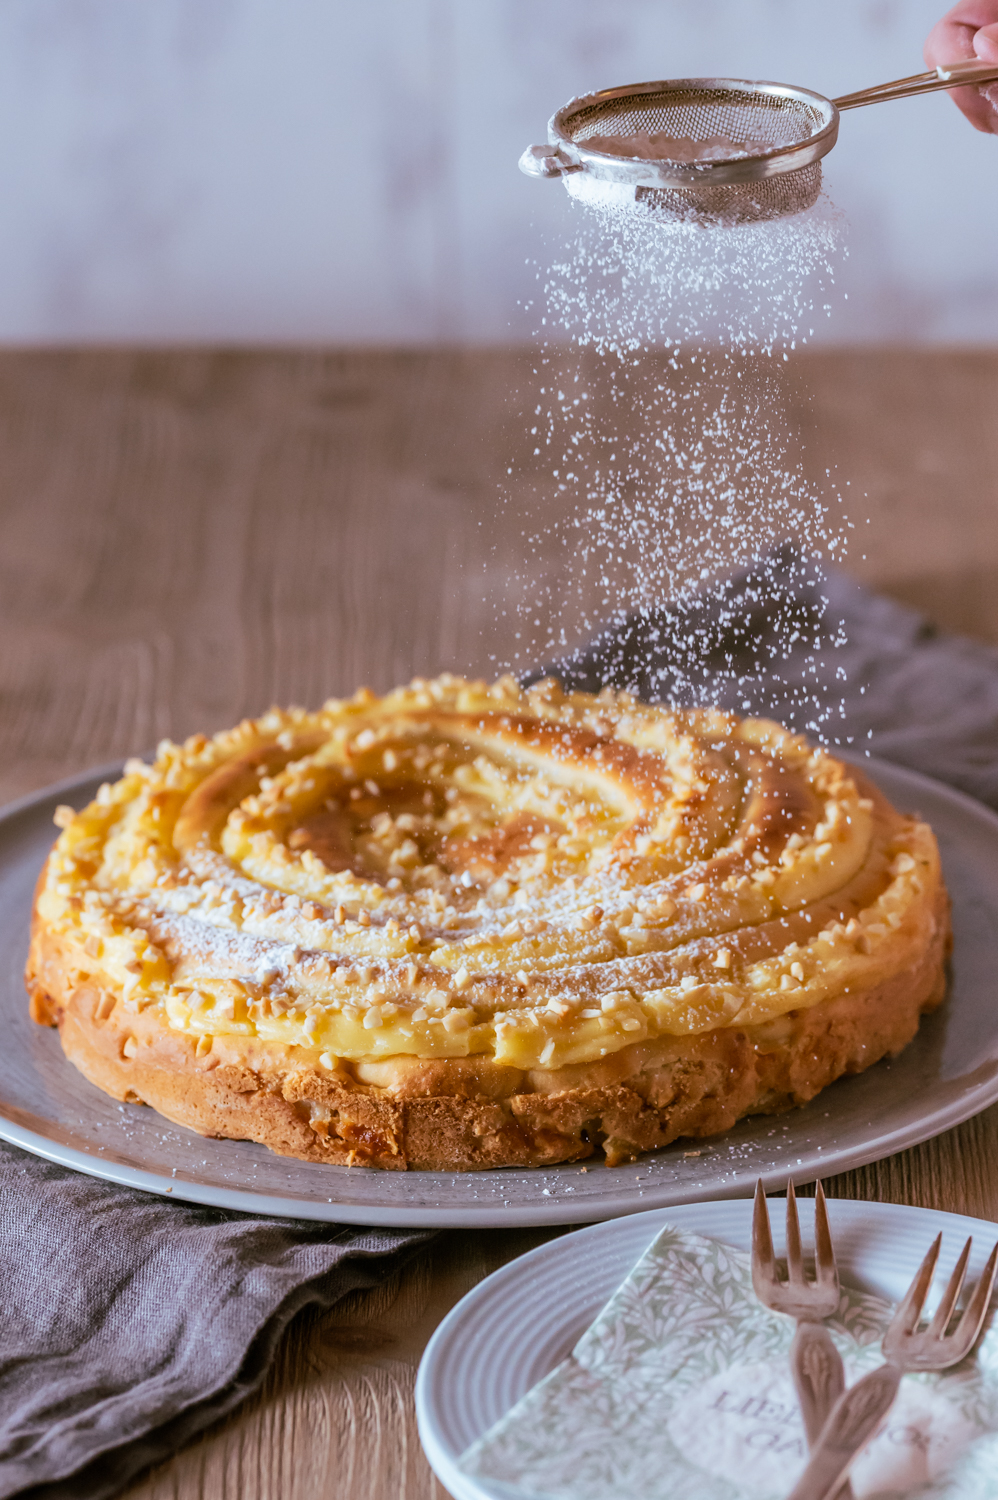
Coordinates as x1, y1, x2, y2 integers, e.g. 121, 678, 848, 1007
518, 143, 583, 178
833, 57, 998, 110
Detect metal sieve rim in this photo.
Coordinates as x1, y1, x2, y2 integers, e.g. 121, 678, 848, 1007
548, 78, 839, 188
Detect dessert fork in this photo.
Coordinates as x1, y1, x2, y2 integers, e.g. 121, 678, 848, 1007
787, 1230, 998, 1500
752, 1180, 853, 1499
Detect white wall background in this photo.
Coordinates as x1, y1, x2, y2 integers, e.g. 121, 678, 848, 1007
0, 0, 994, 344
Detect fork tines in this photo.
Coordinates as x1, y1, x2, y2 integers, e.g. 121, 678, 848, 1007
752, 1180, 998, 1365
884, 1233, 998, 1368
752, 1178, 840, 1317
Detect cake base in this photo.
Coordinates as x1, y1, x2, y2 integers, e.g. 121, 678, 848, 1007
26, 888, 949, 1171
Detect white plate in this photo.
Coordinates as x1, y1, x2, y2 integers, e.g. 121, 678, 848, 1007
416, 1197, 998, 1500
2, 758, 998, 1226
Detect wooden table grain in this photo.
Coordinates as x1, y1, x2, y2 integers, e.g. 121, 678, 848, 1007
1, 348, 997, 1500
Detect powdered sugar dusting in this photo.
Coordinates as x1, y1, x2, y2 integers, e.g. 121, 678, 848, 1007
583, 131, 775, 162
498, 188, 850, 734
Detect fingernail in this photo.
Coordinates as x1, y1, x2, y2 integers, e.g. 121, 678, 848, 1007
975, 23, 998, 62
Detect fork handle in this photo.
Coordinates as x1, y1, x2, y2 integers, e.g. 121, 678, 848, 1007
791, 1324, 855, 1500
786, 1363, 902, 1500
791, 1323, 846, 1445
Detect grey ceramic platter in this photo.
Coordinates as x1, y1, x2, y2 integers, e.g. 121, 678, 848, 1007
1, 756, 997, 1228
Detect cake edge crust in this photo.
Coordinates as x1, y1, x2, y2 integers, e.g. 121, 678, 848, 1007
26, 875, 951, 1171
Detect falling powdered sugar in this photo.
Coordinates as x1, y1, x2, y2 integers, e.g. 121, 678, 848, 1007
496, 189, 852, 736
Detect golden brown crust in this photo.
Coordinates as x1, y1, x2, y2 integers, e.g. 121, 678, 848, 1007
26, 884, 949, 1170
25, 676, 953, 1170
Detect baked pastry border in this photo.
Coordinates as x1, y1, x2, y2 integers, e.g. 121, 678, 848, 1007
27, 883, 949, 1171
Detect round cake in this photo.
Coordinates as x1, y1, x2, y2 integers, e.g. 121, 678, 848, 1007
26, 675, 949, 1170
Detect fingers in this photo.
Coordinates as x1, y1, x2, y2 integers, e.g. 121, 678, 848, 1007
925, 3, 998, 134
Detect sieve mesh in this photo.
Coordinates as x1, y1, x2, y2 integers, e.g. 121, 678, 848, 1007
563, 86, 825, 152
549, 81, 835, 225
631, 162, 822, 226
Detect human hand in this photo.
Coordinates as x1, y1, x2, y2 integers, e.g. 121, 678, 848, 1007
924, 2, 998, 133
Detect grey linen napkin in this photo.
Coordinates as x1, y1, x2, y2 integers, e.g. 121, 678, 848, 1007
0, 1140, 432, 1500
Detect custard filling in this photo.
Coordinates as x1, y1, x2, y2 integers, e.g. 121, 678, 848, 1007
38, 675, 941, 1072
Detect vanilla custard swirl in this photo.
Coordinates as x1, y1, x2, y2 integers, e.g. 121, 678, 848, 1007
40, 676, 940, 1072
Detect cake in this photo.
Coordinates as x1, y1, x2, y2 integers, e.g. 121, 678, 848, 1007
26, 674, 949, 1170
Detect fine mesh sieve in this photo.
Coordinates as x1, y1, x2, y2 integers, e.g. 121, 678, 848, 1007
520, 60, 998, 225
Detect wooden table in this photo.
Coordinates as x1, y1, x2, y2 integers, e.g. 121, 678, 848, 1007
2, 348, 997, 1499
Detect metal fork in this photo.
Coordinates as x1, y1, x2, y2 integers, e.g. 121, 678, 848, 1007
752, 1180, 853, 1498
787, 1230, 998, 1500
